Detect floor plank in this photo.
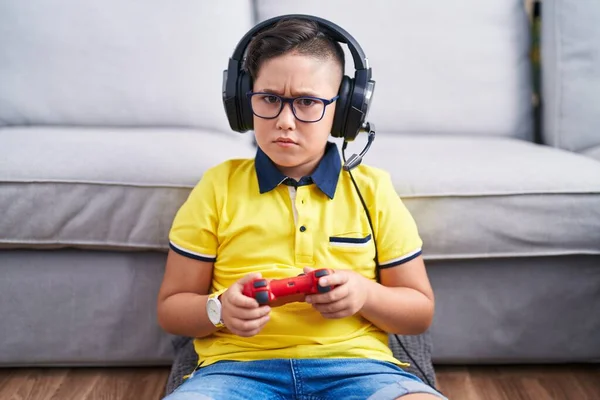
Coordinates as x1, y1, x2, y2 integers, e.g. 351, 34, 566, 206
0, 369, 37, 400
121, 368, 169, 400
25, 369, 69, 400
35, 368, 99, 400
435, 364, 600, 400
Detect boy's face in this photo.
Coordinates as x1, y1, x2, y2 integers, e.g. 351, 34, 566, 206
252, 52, 341, 178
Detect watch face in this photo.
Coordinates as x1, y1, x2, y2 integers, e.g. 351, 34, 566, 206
207, 298, 221, 325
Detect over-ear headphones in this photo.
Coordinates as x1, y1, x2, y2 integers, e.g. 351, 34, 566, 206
222, 14, 375, 142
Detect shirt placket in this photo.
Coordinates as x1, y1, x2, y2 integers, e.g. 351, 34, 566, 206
290, 185, 314, 266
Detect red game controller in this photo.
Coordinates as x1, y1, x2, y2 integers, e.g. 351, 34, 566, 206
242, 268, 336, 306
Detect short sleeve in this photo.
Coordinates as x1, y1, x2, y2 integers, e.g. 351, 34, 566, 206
373, 172, 423, 268
168, 169, 220, 262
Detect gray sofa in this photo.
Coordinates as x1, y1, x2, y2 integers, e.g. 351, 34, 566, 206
1, 0, 599, 368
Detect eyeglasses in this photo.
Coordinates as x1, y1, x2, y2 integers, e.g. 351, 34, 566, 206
246, 91, 339, 123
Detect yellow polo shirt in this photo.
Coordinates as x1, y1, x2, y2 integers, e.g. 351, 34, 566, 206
169, 142, 423, 368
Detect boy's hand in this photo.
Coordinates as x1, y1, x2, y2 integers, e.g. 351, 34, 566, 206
219, 273, 271, 337
303, 267, 369, 319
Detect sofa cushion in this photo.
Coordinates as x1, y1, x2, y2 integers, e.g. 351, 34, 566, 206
542, 0, 600, 153
0, 0, 253, 133
0, 127, 255, 251
583, 146, 600, 161
2, 130, 599, 261
347, 133, 600, 260
255, 0, 533, 140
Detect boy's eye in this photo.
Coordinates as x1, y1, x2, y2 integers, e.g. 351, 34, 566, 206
261, 95, 280, 104
296, 98, 316, 107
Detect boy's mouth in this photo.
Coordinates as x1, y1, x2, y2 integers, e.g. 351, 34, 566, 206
274, 137, 297, 145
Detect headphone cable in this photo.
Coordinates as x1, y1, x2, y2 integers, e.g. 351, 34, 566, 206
341, 141, 441, 393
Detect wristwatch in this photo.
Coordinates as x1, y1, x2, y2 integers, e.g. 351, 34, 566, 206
206, 290, 226, 329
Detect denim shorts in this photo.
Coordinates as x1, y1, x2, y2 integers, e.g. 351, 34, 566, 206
163, 358, 447, 400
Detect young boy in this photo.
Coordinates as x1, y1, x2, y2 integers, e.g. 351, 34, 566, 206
158, 17, 446, 400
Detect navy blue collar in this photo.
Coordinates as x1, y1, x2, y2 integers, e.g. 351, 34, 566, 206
255, 141, 341, 199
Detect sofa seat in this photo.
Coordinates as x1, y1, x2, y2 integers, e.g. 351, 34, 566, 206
0, 127, 255, 252
3, 129, 600, 262
356, 133, 600, 261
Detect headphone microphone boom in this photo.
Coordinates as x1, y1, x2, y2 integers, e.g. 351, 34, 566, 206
342, 122, 376, 171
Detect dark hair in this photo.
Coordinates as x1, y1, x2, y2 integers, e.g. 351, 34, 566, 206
243, 18, 345, 81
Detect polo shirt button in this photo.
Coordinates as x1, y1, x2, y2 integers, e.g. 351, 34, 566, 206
299, 226, 307, 232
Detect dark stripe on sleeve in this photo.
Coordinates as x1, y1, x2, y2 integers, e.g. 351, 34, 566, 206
379, 250, 422, 269
169, 242, 216, 262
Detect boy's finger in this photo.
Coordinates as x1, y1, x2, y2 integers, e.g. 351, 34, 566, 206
307, 284, 348, 305
229, 290, 261, 308
312, 298, 346, 314
303, 266, 314, 274
318, 270, 347, 287
232, 313, 270, 332
232, 305, 271, 321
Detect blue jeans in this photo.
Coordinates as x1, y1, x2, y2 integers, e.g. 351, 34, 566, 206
163, 358, 447, 400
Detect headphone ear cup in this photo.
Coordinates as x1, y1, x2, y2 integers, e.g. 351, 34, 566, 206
331, 75, 352, 139
237, 70, 254, 132
223, 63, 242, 132
343, 70, 373, 142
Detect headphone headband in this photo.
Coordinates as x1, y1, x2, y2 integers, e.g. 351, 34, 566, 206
231, 14, 370, 72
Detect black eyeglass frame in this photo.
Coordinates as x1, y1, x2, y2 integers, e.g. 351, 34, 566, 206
246, 91, 340, 123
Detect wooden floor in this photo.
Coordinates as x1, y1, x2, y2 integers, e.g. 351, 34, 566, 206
435, 364, 600, 400
0, 364, 599, 400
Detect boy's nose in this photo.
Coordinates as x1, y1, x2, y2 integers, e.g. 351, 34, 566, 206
276, 102, 296, 131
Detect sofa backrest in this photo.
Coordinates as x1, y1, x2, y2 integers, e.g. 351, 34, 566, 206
0, 0, 254, 134
255, 0, 534, 140
541, 0, 600, 155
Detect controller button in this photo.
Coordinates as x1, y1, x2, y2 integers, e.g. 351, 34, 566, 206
317, 285, 331, 293
315, 270, 329, 278
253, 280, 268, 288
255, 291, 270, 305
